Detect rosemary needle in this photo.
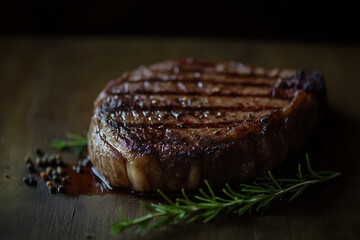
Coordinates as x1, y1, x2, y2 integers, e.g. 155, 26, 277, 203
49, 133, 88, 155
111, 154, 341, 235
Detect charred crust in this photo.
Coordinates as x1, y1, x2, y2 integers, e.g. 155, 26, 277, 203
274, 70, 325, 93
89, 59, 326, 191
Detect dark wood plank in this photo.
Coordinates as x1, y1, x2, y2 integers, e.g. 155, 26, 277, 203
0, 38, 359, 240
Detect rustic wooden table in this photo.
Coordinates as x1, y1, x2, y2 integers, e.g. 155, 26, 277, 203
0, 38, 359, 240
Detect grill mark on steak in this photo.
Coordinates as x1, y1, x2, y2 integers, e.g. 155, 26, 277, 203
106, 119, 255, 129
100, 105, 280, 113
101, 94, 290, 112
106, 75, 297, 100
106, 90, 294, 100
89, 59, 326, 192
99, 60, 322, 145
124, 77, 274, 87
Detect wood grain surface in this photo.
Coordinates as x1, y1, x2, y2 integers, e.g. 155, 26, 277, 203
0, 38, 359, 240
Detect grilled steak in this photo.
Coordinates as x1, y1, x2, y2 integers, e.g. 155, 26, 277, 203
88, 59, 326, 192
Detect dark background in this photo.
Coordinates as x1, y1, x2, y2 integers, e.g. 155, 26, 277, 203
1, 0, 360, 43
1, 1, 360, 240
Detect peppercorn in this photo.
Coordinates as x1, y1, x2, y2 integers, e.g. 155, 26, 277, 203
48, 185, 56, 194
36, 157, 47, 167
46, 181, 52, 187
24, 156, 32, 164
42, 154, 49, 166
46, 167, 53, 175
55, 155, 63, 166
35, 148, 43, 157
61, 176, 67, 184
56, 166, 65, 176
42, 153, 49, 160
22, 176, 29, 183
49, 155, 57, 166
23, 176, 37, 186
35, 157, 41, 166
26, 163, 35, 172
40, 172, 47, 180
57, 185, 65, 193
53, 175, 60, 183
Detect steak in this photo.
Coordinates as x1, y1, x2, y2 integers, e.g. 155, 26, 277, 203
88, 59, 326, 192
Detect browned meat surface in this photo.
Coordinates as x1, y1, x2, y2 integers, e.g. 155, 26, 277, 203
88, 59, 326, 192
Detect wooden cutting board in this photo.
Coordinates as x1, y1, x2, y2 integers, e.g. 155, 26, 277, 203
0, 38, 359, 240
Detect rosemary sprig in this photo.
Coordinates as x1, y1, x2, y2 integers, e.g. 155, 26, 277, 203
111, 154, 341, 235
49, 133, 88, 155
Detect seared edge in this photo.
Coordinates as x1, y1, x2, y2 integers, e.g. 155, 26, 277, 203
88, 59, 326, 192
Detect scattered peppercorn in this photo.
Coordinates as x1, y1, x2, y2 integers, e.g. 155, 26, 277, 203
36, 157, 47, 167
42, 153, 49, 160
35, 157, 42, 166
49, 155, 57, 165
53, 175, 60, 183
40, 172, 47, 180
48, 185, 56, 194
30, 178, 37, 186
55, 154, 63, 166
46, 167, 53, 175
57, 166, 65, 176
57, 185, 65, 193
35, 148, 44, 157
46, 181, 53, 187
22, 176, 29, 183
24, 156, 32, 164
26, 163, 35, 172
61, 176, 68, 184
42, 155, 50, 166
23, 176, 37, 186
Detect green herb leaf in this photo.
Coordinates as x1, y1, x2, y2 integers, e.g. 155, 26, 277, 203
111, 155, 341, 235
49, 132, 88, 155
49, 139, 68, 150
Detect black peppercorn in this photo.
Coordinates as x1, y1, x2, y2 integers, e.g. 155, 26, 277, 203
57, 185, 65, 193
24, 156, 32, 164
27, 163, 35, 172
35, 148, 43, 157
48, 185, 56, 194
